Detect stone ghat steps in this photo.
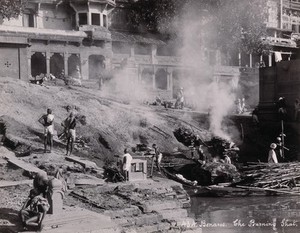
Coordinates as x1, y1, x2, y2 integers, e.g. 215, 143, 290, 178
113, 212, 163, 227
122, 222, 171, 233
142, 200, 184, 213
38, 208, 121, 233
104, 206, 142, 219
105, 198, 196, 233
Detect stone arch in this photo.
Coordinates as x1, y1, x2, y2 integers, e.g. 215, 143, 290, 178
155, 68, 168, 90
68, 54, 80, 76
31, 52, 46, 77
50, 53, 64, 78
141, 68, 153, 88
88, 55, 105, 79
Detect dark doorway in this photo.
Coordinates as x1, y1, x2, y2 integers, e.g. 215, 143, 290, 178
141, 68, 153, 89
31, 52, 46, 77
155, 68, 168, 90
88, 55, 105, 79
68, 54, 80, 76
50, 53, 64, 78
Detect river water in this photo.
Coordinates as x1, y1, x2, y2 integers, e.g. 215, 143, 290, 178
188, 195, 300, 233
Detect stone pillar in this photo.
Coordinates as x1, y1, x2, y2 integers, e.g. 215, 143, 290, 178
81, 54, 89, 80
167, 73, 170, 91
28, 54, 32, 78
46, 52, 51, 76
64, 53, 68, 76
169, 71, 173, 96
75, 13, 79, 29
268, 54, 272, 67
48, 178, 64, 215
87, 12, 91, 25
249, 53, 253, 68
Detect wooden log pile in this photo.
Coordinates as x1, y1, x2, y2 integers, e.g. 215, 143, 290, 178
238, 162, 300, 192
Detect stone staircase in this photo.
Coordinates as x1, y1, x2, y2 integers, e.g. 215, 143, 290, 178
104, 206, 171, 233
102, 184, 195, 233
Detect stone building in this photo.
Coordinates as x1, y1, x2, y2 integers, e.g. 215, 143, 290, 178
0, 0, 117, 80
263, 0, 300, 66
2, 0, 298, 102
0, 0, 181, 100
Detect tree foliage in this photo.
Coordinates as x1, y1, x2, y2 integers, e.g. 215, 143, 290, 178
212, 0, 269, 54
127, 0, 270, 54
0, 0, 27, 20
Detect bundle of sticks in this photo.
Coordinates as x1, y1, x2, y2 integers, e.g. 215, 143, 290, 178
238, 162, 300, 190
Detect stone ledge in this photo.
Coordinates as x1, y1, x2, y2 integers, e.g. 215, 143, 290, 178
142, 200, 183, 213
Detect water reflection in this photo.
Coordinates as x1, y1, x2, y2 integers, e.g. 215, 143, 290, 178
188, 196, 300, 233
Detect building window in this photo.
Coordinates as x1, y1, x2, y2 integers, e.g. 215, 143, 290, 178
92, 13, 100, 26
23, 13, 35, 27
103, 14, 107, 28
78, 13, 87, 26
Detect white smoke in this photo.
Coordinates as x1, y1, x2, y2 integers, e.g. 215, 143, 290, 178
101, 63, 153, 105
176, 5, 238, 140
207, 81, 236, 140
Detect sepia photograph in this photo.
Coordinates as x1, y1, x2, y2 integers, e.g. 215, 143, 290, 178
0, 0, 300, 232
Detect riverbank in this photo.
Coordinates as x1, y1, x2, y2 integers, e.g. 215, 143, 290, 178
0, 145, 198, 233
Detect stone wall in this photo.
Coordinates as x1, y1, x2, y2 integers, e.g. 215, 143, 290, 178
0, 46, 28, 80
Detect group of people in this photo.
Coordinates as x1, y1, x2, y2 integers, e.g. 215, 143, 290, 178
19, 170, 67, 231
38, 108, 77, 156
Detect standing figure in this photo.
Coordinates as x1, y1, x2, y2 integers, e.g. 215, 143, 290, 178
268, 143, 278, 163
223, 154, 231, 164
276, 136, 289, 160
236, 99, 242, 114
63, 112, 76, 156
152, 144, 163, 170
277, 97, 287, 120
276, 137, 284, 159
175, 88, 184, 109
38, 108, 54, 153
241, 98, 246, 113
294, 98, 300, 121
122, 148, 133, 181
19, 189, 50, 231
189, 141, 196, 160
252, 107, 259, 126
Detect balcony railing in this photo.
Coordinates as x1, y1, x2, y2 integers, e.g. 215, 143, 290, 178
263, 36, 297, 47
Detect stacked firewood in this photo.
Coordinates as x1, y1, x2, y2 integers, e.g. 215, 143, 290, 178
239, 162, 300, 190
